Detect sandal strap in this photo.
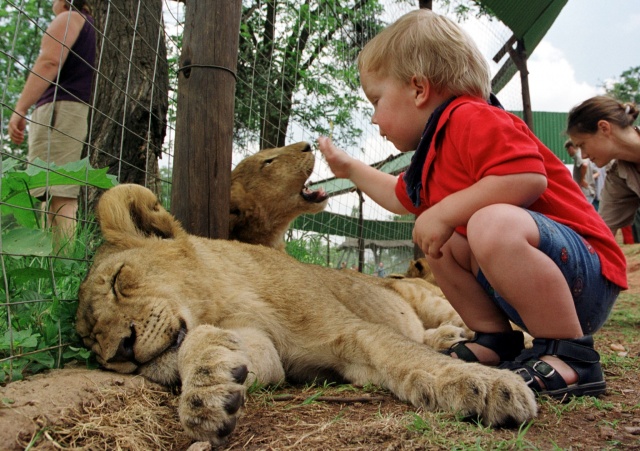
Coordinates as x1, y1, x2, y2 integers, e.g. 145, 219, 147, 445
504, 359, 567, 392
445, 330, 525, 363
515, 336, 600, 366
527, 336, 600, 364
501, 336, 605, 397
448, 341, 480, 362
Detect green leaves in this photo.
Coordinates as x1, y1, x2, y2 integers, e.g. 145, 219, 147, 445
2, 228, 52, 256
236, 0, 386, 148
2, 157, 118, 221
0, 328, 39, 351
0, 327, 59, 381
1, 157, 117, 254
0, 157, 113, 381
604, 65, 640, 105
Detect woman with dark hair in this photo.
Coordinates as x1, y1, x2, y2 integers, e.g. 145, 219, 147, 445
567, 96, 640, 236
8, 0, 95, 249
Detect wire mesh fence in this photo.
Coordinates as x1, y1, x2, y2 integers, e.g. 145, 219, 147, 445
0, 0, 532, 382
0, 0, 180, 382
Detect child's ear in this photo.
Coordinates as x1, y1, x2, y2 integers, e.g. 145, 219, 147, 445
411, 76, 430, 107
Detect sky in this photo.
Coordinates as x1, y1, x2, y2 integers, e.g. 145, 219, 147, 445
498, 0, 640, 112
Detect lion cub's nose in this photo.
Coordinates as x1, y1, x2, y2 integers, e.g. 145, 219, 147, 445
109, 327, 137, 363
302, 142, 311, 152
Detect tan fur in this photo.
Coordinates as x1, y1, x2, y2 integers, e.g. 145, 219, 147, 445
406, 258, 439, 287
229, 141, 328, 251
388, 259, 471, 337
387, 276, 473, 342
77, 184, 537, 445
229, 142, 468, 343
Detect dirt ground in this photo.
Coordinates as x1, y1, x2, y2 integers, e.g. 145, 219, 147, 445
2, 244, 640, 450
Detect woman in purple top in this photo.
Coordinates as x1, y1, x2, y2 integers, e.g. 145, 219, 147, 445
8, 0, 95, 249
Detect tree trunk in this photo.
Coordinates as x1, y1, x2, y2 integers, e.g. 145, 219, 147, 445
86, 0, 169, 210
357, 189, 365, 273
259, 11, 308, 149
260, 78, 294, 149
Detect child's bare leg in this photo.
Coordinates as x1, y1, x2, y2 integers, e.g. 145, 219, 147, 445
428, 204, 582, 384
470, 204, 586, 384
467, 204, 583, 339
427, 233, 512, 330
426, 233, 511, 365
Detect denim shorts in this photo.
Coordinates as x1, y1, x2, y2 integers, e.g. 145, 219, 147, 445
476, 210, 620, 335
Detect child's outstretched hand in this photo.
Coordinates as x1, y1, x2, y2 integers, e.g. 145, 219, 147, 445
317, 136, 354, 179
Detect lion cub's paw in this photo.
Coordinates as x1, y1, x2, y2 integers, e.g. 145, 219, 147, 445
178, 327, 252, 443
423, 324, 469, 351
179, 377, 247, 444
434, 362, 537, 426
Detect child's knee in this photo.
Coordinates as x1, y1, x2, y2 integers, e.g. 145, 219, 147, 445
467, 206, 503, 245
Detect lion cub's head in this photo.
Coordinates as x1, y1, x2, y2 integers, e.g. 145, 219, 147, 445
76, 184, 191, 385
405, 258, 439, 286
229, 141, 328, 250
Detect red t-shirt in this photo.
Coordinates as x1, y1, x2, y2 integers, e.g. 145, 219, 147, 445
395, 96, 627, 289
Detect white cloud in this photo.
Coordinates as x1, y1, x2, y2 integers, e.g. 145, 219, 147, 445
498, 41, 601, 112
628, 12, 640, 29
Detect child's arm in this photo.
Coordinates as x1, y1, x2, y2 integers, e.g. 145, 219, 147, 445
317, 136, 410, 215
413, 173, 547, 258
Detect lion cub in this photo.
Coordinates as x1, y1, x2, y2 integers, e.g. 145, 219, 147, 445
230, 142, 470, 348
229, 141, 328, 251
77, 184, 537, 445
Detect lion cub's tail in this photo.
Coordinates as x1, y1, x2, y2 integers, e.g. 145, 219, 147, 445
97, 184, 185, 248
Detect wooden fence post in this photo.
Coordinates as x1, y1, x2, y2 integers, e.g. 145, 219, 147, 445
171, 0, 242, 238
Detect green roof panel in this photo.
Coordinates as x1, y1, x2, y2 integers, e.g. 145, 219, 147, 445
477, 0, 569, 92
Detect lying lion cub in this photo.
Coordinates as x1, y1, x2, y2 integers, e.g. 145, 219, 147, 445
229, 141, 328, 251
77, 184, 537, 445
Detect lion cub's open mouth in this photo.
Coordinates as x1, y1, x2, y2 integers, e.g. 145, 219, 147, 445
301, 184, 328, 203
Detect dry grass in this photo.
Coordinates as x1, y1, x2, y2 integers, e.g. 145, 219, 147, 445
21, 383, 190, 450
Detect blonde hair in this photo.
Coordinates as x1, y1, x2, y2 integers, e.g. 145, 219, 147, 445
357, 9, 491, 99
567, 95, 639, 135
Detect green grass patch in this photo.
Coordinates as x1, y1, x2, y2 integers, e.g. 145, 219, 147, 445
0, 159, 116, 382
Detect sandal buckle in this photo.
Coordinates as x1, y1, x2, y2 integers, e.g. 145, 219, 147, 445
532, 360, 556, 378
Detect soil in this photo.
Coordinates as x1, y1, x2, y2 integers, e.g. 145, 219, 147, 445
2, 243, 640, 450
